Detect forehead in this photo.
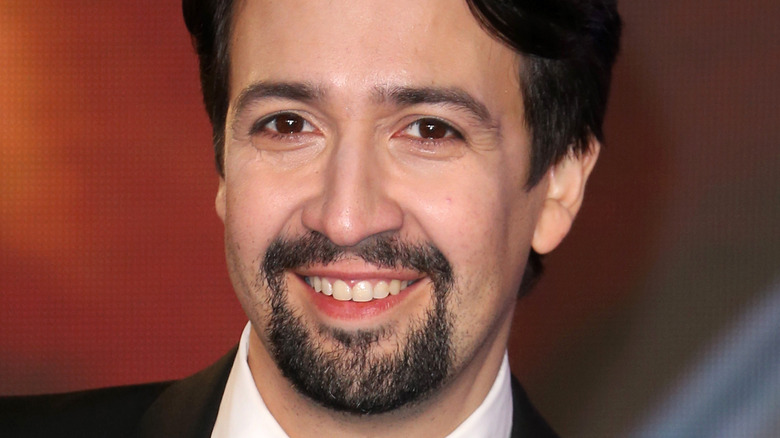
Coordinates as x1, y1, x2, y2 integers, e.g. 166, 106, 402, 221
228, 0, 522, 105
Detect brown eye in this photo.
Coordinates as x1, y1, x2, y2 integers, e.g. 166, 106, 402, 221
400, 117, 462, 141
417, 118, 449, 139
253, 112, 316, 136
274, 113, 305, 134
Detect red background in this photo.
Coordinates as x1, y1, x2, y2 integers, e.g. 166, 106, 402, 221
2, 1, 778, 435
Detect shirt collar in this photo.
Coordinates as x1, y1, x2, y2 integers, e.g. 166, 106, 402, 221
211, 323, 289, 438
212, 322, 513, 437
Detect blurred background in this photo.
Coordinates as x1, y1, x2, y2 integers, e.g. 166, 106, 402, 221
1, 1, 778, 436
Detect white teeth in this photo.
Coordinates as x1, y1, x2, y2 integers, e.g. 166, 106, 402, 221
351, 281, 373, 302
389, 279, 401, 296
373, 281, 389, 299
332, 280, 351, 301
305, 276, 414, 302
322, 280, 333, 296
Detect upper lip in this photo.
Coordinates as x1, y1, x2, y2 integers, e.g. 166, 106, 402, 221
295, 261, 423, 282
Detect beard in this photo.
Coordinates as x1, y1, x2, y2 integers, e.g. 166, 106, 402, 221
259, 231, 455, 415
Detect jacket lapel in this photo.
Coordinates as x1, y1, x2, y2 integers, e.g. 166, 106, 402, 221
133, 347, 557, 438
135, 346, 237, 438
509, 375, 559, 438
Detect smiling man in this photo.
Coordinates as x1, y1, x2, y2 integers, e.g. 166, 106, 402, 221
1, 0, 620, 437
198, 0, 620, 436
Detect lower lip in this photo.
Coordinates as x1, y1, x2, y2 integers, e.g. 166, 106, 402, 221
296, 276, 419, 321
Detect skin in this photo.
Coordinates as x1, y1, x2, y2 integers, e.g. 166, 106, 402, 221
215, 0, 599, 435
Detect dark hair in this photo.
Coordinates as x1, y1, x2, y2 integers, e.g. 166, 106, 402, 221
183, 0, 622, 294
465, 0, 621, 293
183, 0, 233, 171
468, 0, 621, 186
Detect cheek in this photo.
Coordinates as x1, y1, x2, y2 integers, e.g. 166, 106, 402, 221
222, 170, 297, 317
223, 185, 272, 261
222, 160, 309, 259
416, 181, 535, 351
414, 173, 535, 289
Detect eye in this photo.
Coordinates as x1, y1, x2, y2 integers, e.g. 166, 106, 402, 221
401, 118, 463, 140
252, 112, 317, 136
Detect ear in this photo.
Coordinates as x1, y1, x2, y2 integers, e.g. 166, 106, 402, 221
532, 140, 600, 254
215, 177, 226, 223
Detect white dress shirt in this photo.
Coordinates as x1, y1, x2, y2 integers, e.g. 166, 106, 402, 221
212, 323, 513, 437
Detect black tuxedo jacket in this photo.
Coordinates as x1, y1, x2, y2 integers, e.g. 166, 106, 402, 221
1, 347, 558, 437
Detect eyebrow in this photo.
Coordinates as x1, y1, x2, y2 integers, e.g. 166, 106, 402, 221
231, 81, 323, 131
374, 85, 495, 126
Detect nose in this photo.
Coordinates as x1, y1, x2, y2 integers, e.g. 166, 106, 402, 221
301, 134, 403, 247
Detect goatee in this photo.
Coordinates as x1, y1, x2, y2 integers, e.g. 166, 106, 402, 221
259, 231, 455, 414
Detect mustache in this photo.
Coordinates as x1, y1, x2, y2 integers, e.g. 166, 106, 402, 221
261, 231, 453, 293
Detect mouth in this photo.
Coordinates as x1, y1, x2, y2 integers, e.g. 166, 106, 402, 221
290, 263, 431, 322
303, 276, 419, 302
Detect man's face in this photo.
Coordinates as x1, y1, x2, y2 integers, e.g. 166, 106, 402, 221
218, 0, 550, 413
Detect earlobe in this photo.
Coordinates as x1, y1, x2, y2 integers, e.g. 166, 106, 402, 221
532, 140, 600, 254
215, 178, 226, 222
